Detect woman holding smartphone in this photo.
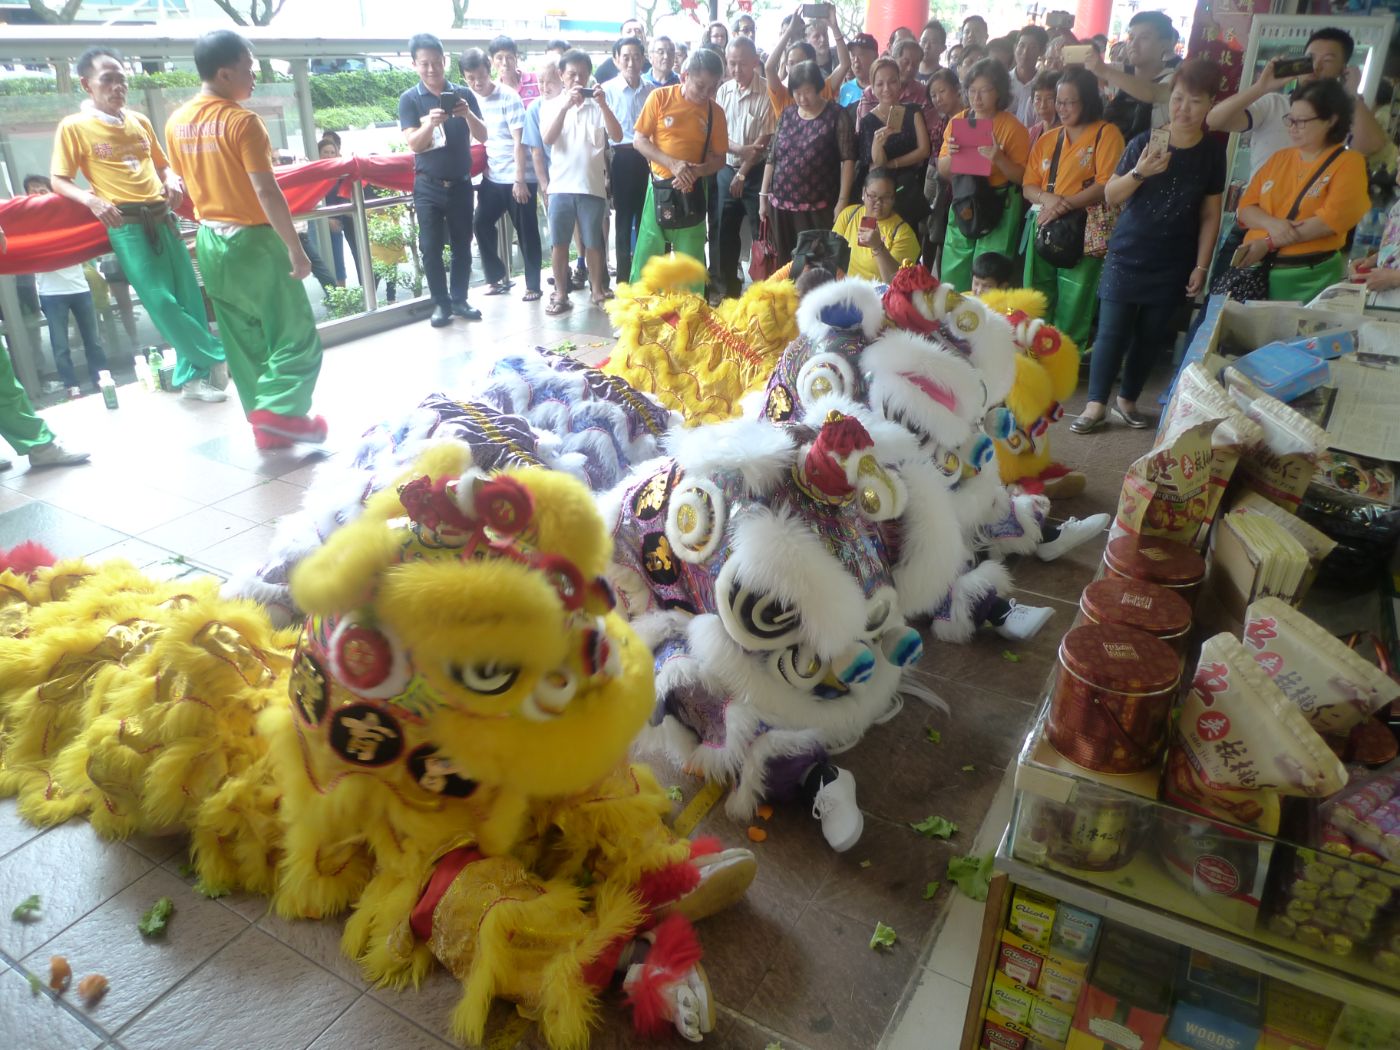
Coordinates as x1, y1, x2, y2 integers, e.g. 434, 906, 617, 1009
1021, 65, 1124, 350
857, 58, 931, 226
936, 59, 1029, 292
1071, 60, 1225, 434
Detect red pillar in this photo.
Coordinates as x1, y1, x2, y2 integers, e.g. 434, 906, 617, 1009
1075, 0, 1112, 39
865, 0, 930, 54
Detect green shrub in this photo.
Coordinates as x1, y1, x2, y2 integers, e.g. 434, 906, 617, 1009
309, 70, 418, 109
315, 104, 397, 131
322, 286, 368, 318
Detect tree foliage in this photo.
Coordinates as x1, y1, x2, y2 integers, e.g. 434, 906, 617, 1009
26, 0, 83, 22
209, 0, 288, 26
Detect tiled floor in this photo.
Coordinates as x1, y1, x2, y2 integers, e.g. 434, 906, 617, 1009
0, 294, 1157, 1050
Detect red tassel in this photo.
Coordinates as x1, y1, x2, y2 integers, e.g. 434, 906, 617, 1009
0, 541, 57, 578
580, 932, 634, 990
636, 860, 701, 912
625, 914, 704, 1037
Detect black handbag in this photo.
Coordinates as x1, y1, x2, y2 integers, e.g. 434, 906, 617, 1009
1209, 146, 1345, 302
950, 172, 1005, 240
652, 101, 714, 230
1032, 127, 1100, 269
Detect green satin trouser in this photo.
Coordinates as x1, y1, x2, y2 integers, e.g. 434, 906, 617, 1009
107, 220, 225, 388
631, 182, 709, 289
1268, 252, 1344, 304
939, 185, 1023, 293
1023, 244, 1103, 352
0, 340, 54, 455
195, 225, 321, 417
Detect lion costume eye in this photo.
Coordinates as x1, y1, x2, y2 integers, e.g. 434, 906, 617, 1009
449, 662, 520, 695
715, 558, 802, 651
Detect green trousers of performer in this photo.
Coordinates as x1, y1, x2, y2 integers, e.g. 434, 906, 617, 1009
940, 185, 1022, 293
0, 337, 55, 455
1269, 252, 1343, 304
108, 220, 225, 389
630, 182, 708, 289
1024, 242, 1103, 352
195, 225, 321, 418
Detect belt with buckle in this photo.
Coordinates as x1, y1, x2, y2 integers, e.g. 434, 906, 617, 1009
417, 174, 470, 189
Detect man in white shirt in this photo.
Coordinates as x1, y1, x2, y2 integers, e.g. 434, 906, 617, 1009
1206, 26, 1385, 179
1203, 26, 1386, 270
713, 37, 774, 298
25, 175, 111, 399
541, 50, 622, 312
1009, 25, 1047, 126
461, 47, 542, 302
602, 36, 653, 287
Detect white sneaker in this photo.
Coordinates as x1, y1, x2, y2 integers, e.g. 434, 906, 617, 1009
28, 439, 90, 469
181, 377, 229, 402
1036, 513, 1110, 562
209, 361, 230, 390
994, 600, 1053, 641
811, 767, 863, 852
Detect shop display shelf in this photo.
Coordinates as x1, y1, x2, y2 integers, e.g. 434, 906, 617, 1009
1000, 694, 1400, 1018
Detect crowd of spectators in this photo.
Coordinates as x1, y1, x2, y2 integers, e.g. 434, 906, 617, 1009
2, 7, 1396, 471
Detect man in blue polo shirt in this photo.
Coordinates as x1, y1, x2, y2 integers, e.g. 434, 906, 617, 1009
398, 32, 486, 326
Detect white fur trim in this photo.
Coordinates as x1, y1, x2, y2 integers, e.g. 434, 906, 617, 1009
664, 418, 796, 496
862, 330, 982, 451
891, 461, 972, 618
932, 559, 1013, 643
978, 494, 1050, 557
726, 726, 826, 821
721, 506, 866, 659
795, 276, 886, 341
796, 352, 858, 407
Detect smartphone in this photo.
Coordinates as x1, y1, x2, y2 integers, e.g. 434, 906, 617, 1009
801, 3, 830, 18
1061, 44, 1095, 66
1274, 54, 1315, 78
887, 103, 906, 130
860, 215, 879, 231
1149, 127, 1170, 153
439, 89, 458, 112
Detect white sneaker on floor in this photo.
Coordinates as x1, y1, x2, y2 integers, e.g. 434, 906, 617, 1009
209, 362, 230, 390
994, 600, 1053, 641
1036, 513, 1110, 562
28, 440, 90, 469
811, 767, 863, 852
182, 377, 229, 402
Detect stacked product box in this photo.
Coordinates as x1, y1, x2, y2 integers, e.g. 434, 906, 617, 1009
981, 887, 1102, 1050
977, 885, 1400, 1050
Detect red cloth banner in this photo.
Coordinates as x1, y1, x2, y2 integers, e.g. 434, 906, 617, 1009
0, 153, 431, 276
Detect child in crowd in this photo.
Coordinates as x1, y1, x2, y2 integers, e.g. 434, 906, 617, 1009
1351, 169, 1400, 292
970, 251, 1015, 296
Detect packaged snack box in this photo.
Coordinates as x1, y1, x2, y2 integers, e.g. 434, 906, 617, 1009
1258, 980, 1341, 1050
1010, 886, 1058, 948
1051, 904, 1104, 963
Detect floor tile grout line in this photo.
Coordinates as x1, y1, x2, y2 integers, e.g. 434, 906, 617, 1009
12, 840, 158, 963
299, 987, 367, 1050
716, 1001, 819, 1050
3, 942, 117, 1045
108, 918, 256, 1040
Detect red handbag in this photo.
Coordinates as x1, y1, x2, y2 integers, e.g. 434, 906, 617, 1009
749, 216, 777, 282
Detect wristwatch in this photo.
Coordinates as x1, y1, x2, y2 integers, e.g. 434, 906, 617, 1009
1130, 169, 1146, 182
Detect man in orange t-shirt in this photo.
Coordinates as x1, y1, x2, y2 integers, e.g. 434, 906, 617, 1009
165, 30, 324, 450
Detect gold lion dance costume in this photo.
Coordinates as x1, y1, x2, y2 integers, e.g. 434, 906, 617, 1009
604, 254, 798, 425
0, 446, 755, 1049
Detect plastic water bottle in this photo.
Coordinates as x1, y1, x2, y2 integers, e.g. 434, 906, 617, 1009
147, 349, 163, 390
1352, 207, 1385, 261
98, 370, 118, 410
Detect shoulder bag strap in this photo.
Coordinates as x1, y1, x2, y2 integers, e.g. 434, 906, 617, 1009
699, 100, 714, 164
1081, 124, 1106, 190
1045, 128, 1066, 195
1286, 146, 1345, 221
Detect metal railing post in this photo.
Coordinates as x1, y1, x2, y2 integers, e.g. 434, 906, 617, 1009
350, 180, 376, 313
291, 59, 334, 268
